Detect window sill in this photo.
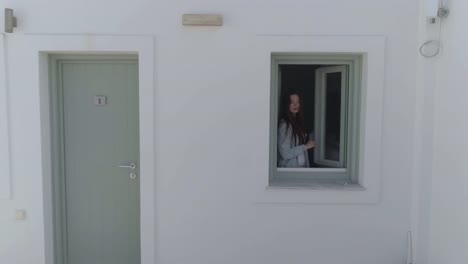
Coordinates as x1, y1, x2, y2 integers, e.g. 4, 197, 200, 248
255, 180, 376, 204
268, 180, 365, 191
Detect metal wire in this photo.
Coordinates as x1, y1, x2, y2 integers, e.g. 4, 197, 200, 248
419, 5, 445, 58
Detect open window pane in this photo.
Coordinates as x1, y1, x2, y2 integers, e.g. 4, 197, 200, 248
314, 66, 347, 168
325, 72, 342, 162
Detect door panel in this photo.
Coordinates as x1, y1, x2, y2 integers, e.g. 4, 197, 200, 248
60, 59, 140, 264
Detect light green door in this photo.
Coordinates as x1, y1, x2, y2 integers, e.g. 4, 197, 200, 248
56, 57, 140, 264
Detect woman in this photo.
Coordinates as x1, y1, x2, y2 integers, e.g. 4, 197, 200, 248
277, 92, 316, 168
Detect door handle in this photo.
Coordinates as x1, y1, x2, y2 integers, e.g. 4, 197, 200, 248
118, 163, 137, 170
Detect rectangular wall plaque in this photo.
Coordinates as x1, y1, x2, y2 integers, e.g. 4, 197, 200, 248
182, 14, 223, 26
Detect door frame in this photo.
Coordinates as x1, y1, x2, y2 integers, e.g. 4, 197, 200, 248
49, 54, 141, 264
35, 35, 156, 264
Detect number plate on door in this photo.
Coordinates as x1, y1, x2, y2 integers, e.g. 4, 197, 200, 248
94, 95, 107, 106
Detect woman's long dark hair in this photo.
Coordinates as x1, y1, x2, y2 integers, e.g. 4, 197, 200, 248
279, 92, 307, 145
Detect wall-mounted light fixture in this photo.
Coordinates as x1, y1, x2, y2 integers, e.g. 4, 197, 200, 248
420, 0, 450, 58
4, 8, 17, 33
182, 14, 223, 26
426, 0, 449, 24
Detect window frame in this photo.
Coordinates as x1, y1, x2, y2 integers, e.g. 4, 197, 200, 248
269, 53, 362, 186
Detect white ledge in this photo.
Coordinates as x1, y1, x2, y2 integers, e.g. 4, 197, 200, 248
268, 180, 366, 191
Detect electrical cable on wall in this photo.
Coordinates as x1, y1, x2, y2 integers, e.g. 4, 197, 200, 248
419, 19, 443, 58
0, 33, 13, 199
419, 0, 449, 58
406, 231, 413, 264
1, 7, 17, 199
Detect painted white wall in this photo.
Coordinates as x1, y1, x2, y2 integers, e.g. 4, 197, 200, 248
0, 1, 421, 264
415, 0, 468, 263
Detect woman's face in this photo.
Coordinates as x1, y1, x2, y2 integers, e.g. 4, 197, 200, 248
289, 94, 300, 114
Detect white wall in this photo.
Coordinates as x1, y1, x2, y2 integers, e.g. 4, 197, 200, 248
416, 0, 468, 263
0, 1, 421, 264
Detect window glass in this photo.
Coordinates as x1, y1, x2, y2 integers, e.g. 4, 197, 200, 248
325, 72, 342, 162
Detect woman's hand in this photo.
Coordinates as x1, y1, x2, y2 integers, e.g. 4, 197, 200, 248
305, 140, 316, 150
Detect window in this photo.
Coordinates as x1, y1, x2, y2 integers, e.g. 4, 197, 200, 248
269, 53, 362, 187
